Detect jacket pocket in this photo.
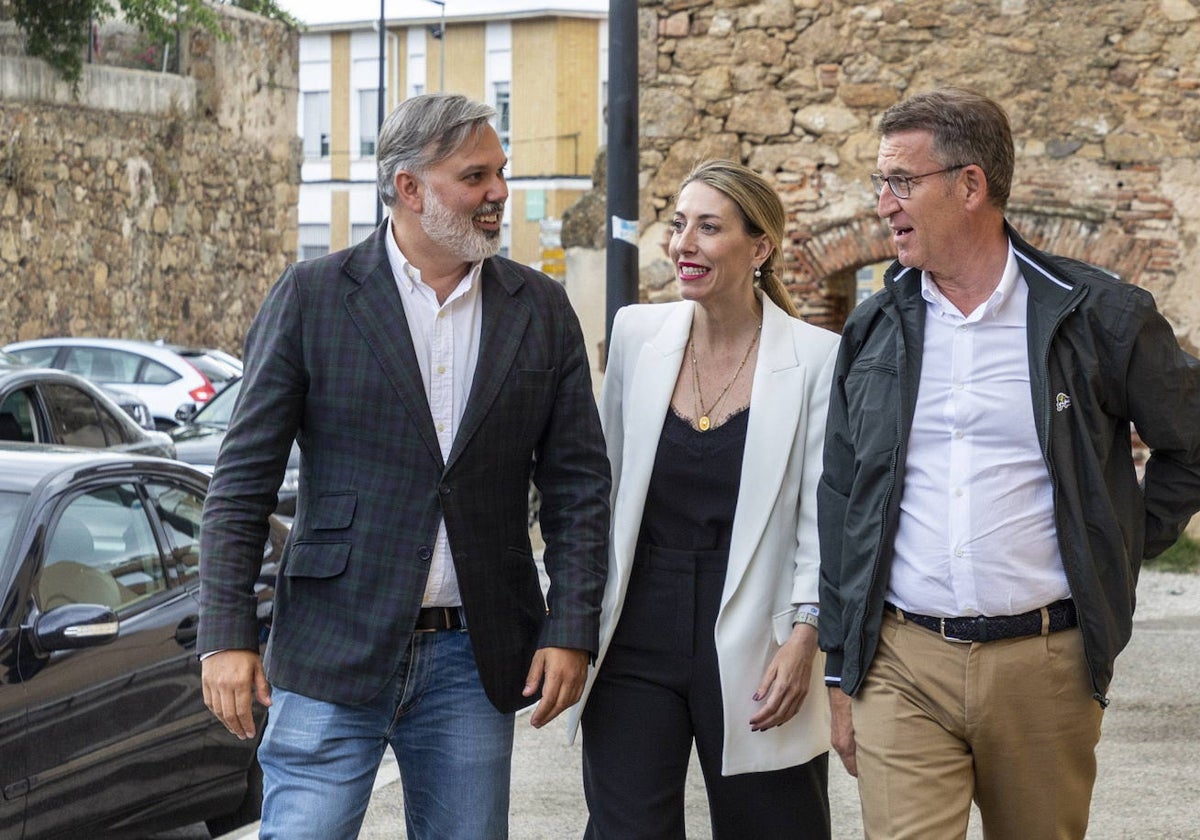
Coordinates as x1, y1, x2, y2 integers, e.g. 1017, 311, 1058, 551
284, 541, 351, 579
311, 491, 357, 530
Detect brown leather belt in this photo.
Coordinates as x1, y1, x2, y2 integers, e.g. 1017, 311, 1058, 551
886, 599, 1077, 643
415, 606, 466, 632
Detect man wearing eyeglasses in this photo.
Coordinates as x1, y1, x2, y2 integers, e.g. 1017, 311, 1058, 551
817, 87, 1200, 839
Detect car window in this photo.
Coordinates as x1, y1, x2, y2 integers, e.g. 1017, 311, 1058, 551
185, 355, 239, 385
38, 484, 168, 611
139, 359, 181, 386
95, 399, 130, 444
40, 383, 107, 448
193, 379, 240, 426
0, 490, 26, 560
9, 346, 57, 367
0, 390, 37, 442
145, 482, 204, 585
61, 348, 139, 384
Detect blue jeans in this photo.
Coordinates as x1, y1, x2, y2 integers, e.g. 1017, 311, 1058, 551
257, 628, 515, 840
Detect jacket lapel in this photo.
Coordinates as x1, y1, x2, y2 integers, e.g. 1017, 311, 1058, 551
342, 226, 444, 467
446, 258, 530, 470
723, 296, 804, 600
611, 303, 693, 575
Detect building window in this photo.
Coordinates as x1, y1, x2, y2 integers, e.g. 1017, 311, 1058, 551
525, 189, 546, 222
298, 224, 330, 261
303, 91, 331, 159
359, 90, 379, 157
493, 82, 511, 153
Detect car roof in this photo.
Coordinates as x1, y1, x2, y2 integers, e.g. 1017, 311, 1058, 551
0, 364, 115, 391
0, 442, 198, 494
4, 338, 198, 370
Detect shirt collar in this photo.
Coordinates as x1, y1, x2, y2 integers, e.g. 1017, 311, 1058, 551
919, 240, 1020, 321
384, 218, 483, 295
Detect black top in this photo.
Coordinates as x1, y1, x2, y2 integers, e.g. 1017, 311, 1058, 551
639, 407, 749, 552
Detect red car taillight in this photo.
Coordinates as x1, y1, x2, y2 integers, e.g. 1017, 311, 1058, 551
189, 383, 216, 403
186, 365, 216, 403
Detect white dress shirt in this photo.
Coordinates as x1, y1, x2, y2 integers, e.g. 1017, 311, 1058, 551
887, 245, 1071, 618
385, 221, 484, 608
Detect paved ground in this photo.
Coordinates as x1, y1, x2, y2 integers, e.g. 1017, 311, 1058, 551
220, 568, 1199, 840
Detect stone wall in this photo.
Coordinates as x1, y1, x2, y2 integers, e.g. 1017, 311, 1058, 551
633, 0, 1200, 351
0, 5, 299, 355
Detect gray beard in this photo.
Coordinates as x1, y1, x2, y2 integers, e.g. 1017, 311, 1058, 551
420, 187, 503, 263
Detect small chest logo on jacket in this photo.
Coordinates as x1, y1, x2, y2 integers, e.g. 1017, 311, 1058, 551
1055, 392, 1072, 412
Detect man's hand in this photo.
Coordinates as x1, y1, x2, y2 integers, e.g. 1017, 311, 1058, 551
748, 623, 818, 731
202, 649, 272, 741
523, 647, 589, 728
828, 686, 858, 776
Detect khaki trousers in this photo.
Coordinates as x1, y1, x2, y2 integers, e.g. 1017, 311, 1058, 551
852, 611, 1104, 840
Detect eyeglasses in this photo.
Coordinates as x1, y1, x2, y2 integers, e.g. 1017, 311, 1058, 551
870, 165, 968, 199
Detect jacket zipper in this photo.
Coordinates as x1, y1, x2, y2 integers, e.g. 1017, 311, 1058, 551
1038, 291, 1108, 707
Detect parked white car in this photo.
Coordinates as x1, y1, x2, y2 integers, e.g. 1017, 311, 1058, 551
3, 338, 241, 431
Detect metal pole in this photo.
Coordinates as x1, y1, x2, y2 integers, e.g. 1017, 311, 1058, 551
605, 0, 638, 351
439, 2, 446, 91
376, 0, 386, 226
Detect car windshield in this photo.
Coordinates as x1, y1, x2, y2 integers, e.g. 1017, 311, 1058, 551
0, 490, 29, 560
192, 378, 241, 427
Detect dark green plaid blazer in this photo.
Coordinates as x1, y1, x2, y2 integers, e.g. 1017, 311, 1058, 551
198, 224, 610, 713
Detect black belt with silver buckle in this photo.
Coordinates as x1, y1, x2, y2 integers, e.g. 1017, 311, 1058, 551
886, 599, 1077, 643
415, 606, 466, 632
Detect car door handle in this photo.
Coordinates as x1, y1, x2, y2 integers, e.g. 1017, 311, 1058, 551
175, 615, 199, 648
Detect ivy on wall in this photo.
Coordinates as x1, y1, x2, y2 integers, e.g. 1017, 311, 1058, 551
7, 0, 298, 86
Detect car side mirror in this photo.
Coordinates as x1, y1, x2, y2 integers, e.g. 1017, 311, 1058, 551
32, 603, 120, 653
175, 402, 198, 423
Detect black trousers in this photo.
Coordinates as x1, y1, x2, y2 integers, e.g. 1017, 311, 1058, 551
581, 545, 830, 840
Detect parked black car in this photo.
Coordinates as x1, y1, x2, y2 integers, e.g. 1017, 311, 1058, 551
0, 444, 283, 839
0, 363, 175, 458
171, 377, 300, 517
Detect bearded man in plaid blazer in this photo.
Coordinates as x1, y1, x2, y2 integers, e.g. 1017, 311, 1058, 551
198, 93, 610, 840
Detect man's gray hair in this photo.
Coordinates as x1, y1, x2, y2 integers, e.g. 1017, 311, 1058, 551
376, 93, 497, 208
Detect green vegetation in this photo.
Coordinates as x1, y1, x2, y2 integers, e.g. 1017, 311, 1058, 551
1146, 533, 1200, 574
8, 0, 299, 86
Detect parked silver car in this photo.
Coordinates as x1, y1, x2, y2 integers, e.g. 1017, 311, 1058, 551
0, 362, 175, 458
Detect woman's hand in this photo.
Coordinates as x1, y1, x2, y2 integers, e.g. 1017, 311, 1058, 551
748, 623, 818, 731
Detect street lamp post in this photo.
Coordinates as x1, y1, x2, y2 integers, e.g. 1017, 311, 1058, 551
427, 0, 446, 91
375, 0, 387, 225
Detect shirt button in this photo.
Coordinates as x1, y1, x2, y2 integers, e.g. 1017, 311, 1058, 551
436, 422, 445, 433
437, 365, 446, 375
954, 430, 964, 439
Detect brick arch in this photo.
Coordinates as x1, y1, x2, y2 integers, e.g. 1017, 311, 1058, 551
781, 213, 891, 331
775, 203, 1181, 333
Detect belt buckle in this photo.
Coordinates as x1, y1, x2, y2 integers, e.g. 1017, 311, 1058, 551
939, 617, 974, 644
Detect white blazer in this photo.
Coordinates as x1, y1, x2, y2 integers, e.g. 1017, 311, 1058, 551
567, 293, 839, 775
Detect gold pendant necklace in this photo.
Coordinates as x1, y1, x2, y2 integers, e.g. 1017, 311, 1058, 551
691, 324, 761, 432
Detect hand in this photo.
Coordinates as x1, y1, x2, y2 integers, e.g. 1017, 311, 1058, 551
749, 623, 817, 731
828, 686, 858, 776
523, 647, 589, 728
201, 649, 272, 741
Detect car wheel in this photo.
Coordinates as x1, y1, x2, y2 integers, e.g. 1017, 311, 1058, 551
205, 753, 263, 837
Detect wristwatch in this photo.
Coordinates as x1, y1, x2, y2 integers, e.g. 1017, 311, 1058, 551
793, 610, 819, 629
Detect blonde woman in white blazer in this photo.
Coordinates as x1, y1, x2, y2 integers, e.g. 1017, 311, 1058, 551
567, 160, 839, 839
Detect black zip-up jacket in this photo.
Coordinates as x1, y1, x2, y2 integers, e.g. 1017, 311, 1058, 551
818, 224, 1200, 704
